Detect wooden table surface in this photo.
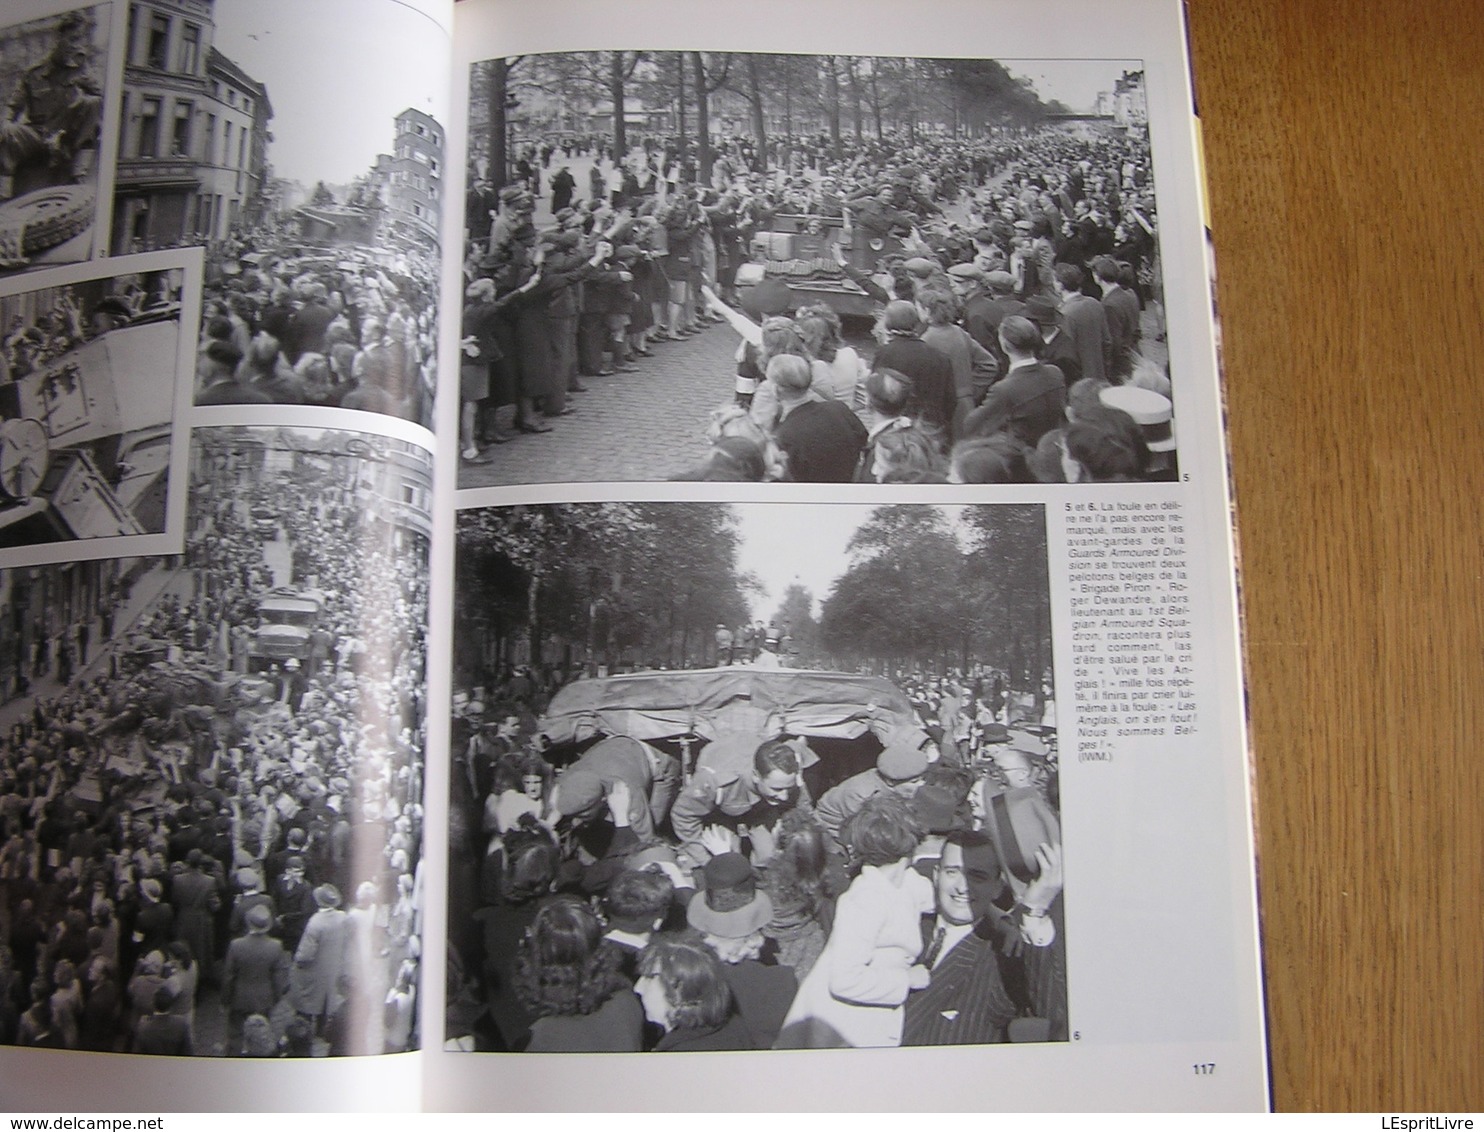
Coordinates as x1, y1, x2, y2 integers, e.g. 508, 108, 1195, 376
1185, 0, 1484, 1112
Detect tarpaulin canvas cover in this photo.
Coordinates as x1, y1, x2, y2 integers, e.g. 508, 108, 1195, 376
539, 666, 918, 747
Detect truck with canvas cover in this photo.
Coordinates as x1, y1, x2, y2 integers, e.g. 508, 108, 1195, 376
248, 589, 322, 670
537, 665, 927, 799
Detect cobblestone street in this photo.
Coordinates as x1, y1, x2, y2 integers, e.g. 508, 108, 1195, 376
457, 319, 742, 488
456, 302, 1168, 491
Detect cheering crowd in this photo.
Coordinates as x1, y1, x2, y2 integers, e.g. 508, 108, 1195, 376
446, 651, 1064, 1053
1, 268, 179, 384
192, 234, 438, 429
0, 455, 428, 1057
462, 121, 1174, 482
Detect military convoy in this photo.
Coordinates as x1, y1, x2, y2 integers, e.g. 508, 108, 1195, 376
734, 214, 907, 322
247, 587, 324, 673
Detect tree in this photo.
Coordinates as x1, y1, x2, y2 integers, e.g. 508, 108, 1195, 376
936, 58, 1048, 132
468, 55, 522, 189
310, 181, 335, 207
820, 56, 843, 161
505, 52, 642, 162
742, 55, 769, 168
845, 58, 865, 141
484, 56, 516, 191
455, 504, 756, 678
865, 57, 887, 140
818, 506, 1049, 682
689, 53, 731, 183
959, 505, 1051, 695
624, 504, 753, 667
820, 507, 967, 673
609, 51, 643, 158
457, 503, 645, 672
772, 583, 820, 666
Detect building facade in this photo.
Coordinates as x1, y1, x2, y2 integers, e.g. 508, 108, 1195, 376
0, 559, 118, 703
200, 47, 272, 239
385, 108, 443, 248
1111, 70, 1147, 129
111, 0, 270, 252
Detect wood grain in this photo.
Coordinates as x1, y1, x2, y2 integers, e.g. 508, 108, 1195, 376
1186, 0, 1484, 1111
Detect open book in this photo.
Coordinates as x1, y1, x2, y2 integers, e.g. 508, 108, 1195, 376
0, 0, 1267, 1112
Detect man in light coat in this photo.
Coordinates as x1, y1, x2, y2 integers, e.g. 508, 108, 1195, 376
291, 883, 349, 1039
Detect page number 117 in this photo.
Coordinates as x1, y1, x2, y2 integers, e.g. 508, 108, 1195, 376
1193, 1063, 1216, 1076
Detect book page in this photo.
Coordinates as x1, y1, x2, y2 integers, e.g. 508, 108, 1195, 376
0, 0, 454, 1112
423, 0, 1265, 1113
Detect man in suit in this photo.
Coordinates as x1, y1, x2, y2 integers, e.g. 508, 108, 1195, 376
284, 283, 334, 364
221, 904, 290, 1054
1090, 255, 1142, 379
464, 178, 496, 248
291, 884, 350, 1040
1023, 295, 1083, 386
901, 832, 1020, 1046
550, 165, 576, 213
132, 984, 192, 1056
769, 355, 867, 483
227, 868, 275, 940
1052, 263, 1111, 385
169, 849, 219, 983
962, 316, 1068, 450
271, 855, 315, 954
131, 879, 174, 967
952, 266, 1025, 384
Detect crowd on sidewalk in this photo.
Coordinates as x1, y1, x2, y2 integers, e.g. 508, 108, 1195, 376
461, 122, 1174, 482
0, 462, 427, 1057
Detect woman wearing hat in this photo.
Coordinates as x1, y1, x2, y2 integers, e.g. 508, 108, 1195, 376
514, 897, 642, 1052
688, 853, 796, 1048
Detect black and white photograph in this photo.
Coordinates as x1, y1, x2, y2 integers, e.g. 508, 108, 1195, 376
0, 250, 198, 563
110, 0, 447, 427
0, 3, 112, 276
458, 50, 1174, 488
445, 501, 1063, 1053
0, 422, 430, 1057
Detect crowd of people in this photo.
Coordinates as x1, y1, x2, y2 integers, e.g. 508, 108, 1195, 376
0, 449, 428, 1057
190, 234, 438, 428
1, 269, 179, 387
446, 648, 1064, 1053
463, 119, 1175, 483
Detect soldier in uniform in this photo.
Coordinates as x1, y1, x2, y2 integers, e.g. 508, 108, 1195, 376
0, 12, 102, 201
669, 735, 813, 869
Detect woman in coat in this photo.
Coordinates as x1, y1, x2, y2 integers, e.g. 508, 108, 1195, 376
775, 794, 934, 1048
515, 897, 642, 1053
635, 935, 757, 1052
